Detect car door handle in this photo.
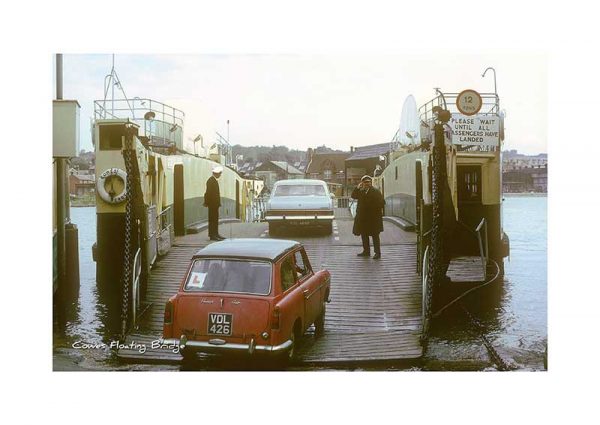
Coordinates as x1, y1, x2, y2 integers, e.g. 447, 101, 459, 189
303, 289, 310, 299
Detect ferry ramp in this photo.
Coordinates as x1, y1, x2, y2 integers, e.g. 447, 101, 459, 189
117, 210, 423, 366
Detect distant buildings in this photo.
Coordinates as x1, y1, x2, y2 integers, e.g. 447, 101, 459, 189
502, 150, 547, 192
345, 142, 392, 186
254, 160, 305, 191
69, 169, 95, 196
305, 148, 350, 184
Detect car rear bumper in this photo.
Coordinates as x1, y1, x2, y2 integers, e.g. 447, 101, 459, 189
265, 215, 334, 221
161, 336, 292, 356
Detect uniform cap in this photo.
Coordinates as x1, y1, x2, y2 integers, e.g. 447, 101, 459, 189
212, 165, 223, 173
360, 175, 373, 182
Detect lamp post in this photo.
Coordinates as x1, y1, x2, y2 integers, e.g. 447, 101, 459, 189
482, 67, 499, 112
227, 120, 231, 165
482, 67, 497, 95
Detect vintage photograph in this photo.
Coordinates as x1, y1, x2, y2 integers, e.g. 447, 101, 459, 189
52, 53, 547, 372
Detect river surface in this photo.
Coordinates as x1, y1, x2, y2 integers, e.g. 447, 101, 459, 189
52, 195, 547, 371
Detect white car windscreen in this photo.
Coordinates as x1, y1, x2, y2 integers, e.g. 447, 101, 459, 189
274, 185, 326, 197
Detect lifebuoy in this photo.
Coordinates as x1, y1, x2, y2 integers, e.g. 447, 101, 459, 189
97, 168, 127, 204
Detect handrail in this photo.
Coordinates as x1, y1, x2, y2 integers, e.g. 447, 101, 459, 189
158, 206, 173, 232
414, 90, 500, 154
419, 91, 500, 123
251, 196, 268, 222
475, 218, 488, 278
94, 97, 185, 125
334, 196, 351, 208
349, 198, 357, 218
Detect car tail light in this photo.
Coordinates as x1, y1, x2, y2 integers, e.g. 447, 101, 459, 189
271, 306, 280, 330
164, 300, 173, 325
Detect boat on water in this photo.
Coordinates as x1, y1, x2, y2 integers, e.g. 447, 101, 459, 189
373, 89, 510, 333
92, 65, 262, 332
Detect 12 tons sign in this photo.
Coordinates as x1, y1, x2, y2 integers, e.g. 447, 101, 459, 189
449, 114, 500, 147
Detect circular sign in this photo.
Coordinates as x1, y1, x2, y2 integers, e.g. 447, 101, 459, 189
456, 89, 482, 116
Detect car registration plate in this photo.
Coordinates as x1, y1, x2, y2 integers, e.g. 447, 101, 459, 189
208, 313, 232, 336
292, 220, 310, 225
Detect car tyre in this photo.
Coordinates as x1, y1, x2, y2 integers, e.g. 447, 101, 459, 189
180, 348, 196, 366
287, 330, 296, 361
314, 302, 326, 337
277, 326, 299, 369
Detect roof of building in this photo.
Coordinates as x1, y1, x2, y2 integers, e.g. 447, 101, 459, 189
71, 174, 95, 182
193, 238, 301, 261
269, 161, 304, 174
293, 161, 308, 173
346, 142, 392, 162
305, 152, 350, 174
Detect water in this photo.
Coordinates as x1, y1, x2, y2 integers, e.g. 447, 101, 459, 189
53, 196, 547, 371
425, 195, 547, 370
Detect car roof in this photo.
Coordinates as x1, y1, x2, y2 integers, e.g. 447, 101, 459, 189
193, 238, 302, 261
273, 179, 327, 186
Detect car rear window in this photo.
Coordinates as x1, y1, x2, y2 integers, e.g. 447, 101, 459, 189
274, 184, 326, 197
184, 259, 272, 295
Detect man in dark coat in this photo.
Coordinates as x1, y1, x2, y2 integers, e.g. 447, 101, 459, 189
204, 165, 226, 241
352, 175, 385, 259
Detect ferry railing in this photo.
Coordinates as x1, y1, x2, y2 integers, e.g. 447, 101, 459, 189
94, 98, 185, 145
334, 197, 351, 208
417, 92, 501, 153
454, 217, 489, 279
349, 198, 357, 218
131, 248, 142, 329
251, 196, 268, 222
94, 98, 184, 125
419, 92, 500, 123
475, 218, 489, 278
157, 206, 174, 255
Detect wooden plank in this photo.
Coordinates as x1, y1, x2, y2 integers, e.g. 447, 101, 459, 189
117, 226, 424, 365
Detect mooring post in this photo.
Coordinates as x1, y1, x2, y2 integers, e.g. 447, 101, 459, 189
54, 53, 80, 303
55, 54, 67, 296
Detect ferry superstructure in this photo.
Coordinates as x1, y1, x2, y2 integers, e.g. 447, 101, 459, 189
374, 89, 510, 335
92, 78, 261, 333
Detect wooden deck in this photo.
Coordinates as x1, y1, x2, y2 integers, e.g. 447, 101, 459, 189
117, 218, 424, 366
446, 256, 499, 283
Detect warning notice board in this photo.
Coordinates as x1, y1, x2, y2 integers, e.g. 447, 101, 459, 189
449, 114, 500, 147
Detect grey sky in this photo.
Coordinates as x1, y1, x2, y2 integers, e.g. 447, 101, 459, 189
61, 53, 547, 155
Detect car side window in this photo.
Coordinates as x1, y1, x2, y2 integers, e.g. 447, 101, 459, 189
293, 249, 312, 280
280, 257, 296, 292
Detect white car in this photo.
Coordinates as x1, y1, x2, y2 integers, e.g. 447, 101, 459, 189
265, 179, 335, 235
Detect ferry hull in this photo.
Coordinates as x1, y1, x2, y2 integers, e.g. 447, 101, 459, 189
96, 212, 129, 287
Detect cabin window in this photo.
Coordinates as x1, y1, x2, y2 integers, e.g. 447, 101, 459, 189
99, 124, 124, 150
458, 166, 482, 202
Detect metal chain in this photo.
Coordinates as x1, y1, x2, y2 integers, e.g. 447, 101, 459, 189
422, 123, 445, 341
460, 302, 514, 371
120, 135, 135, 337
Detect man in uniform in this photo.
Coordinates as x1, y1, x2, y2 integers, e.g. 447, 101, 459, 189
351, 175, 385, 259
204, 165, 226, 241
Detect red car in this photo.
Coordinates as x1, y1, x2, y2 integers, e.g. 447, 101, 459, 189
162, 238, 331, 363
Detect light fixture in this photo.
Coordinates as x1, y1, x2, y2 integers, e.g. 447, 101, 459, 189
143, 111, 155, 121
